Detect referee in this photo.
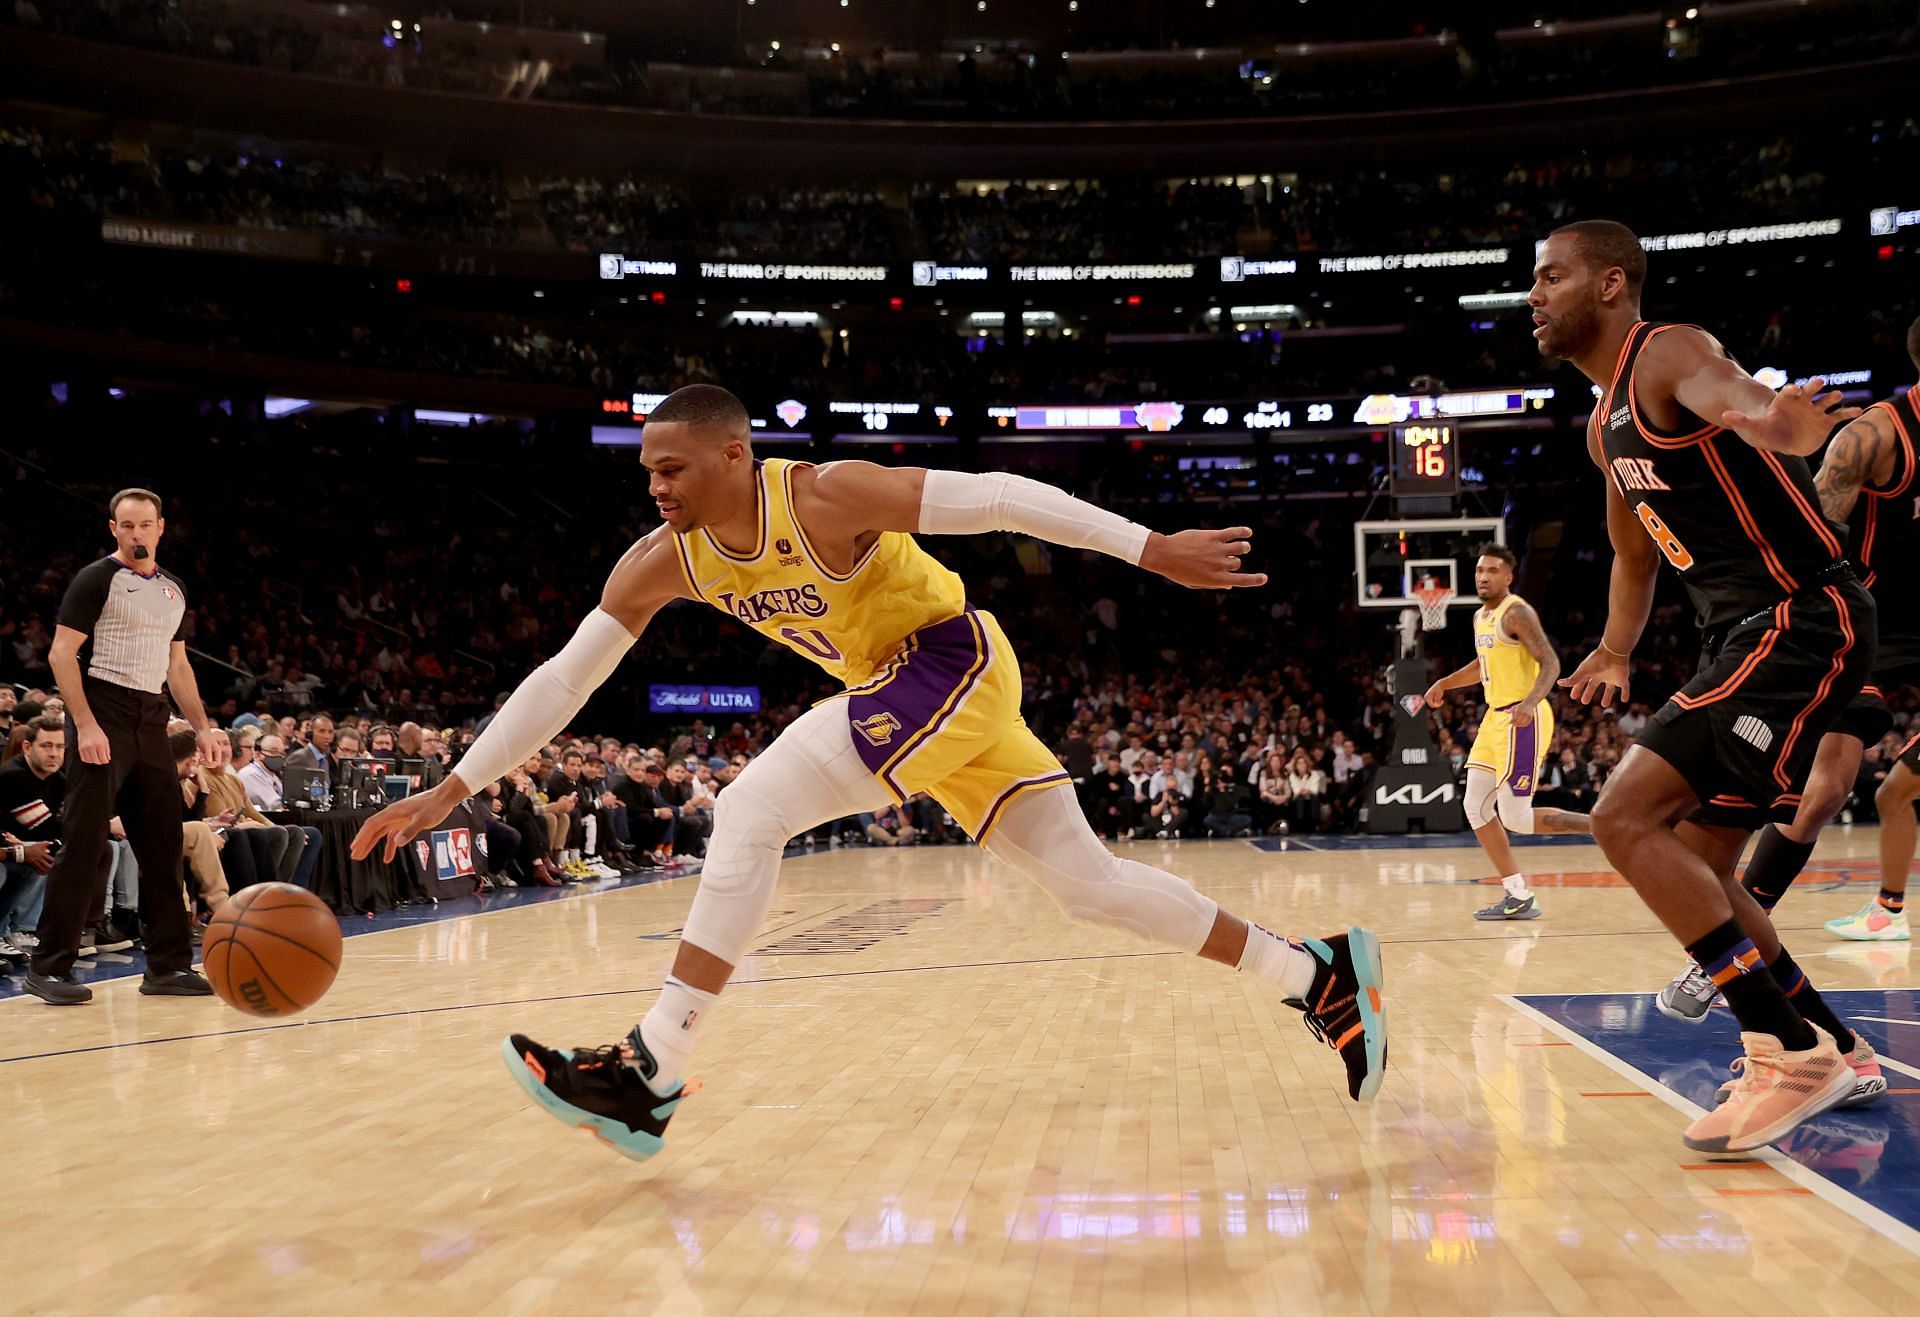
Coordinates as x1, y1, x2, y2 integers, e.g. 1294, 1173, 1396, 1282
27, 488, 216, 1004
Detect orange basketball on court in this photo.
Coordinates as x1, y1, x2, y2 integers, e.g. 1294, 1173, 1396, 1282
203, 883, 343, 1017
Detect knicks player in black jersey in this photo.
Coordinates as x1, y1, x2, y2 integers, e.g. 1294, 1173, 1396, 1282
1531, 219, 1877, 1153
1657, 318, 1920, 1025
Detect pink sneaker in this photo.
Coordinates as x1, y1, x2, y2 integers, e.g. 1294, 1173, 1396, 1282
1684, 1026, 1852, 1153
1715, 1030, 1889, 1109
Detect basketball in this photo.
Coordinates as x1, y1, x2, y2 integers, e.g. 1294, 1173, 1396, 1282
203, 884, 343, 1018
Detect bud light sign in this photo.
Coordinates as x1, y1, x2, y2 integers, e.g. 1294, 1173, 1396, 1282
649, 684, 763, 714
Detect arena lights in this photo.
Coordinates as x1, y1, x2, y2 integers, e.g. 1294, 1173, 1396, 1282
1456, 291, 1530, 310
1634, 219, 1844, 252
912, 261, 991, 285
598, 253, 679, 279
1871, 206, 1920, 235
1219, 257, 1299, 281
700, 261, 888, 281
1010, 263, 1196, 282
1752, 367, 1874, 389
1318, 248, 1510, 274
726, 309, 821, 327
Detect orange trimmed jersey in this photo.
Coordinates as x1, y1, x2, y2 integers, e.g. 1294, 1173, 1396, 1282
1843, 382, 1920, 667
672, 458, 969, 687
1598, 321, 1847, 630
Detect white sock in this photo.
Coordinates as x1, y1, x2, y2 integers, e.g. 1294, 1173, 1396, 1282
1502, 873, 1533, 901
635, 976, 717, 1096
1237, 924, 1320, 1001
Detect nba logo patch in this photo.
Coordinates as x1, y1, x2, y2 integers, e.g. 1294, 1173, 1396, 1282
1400, 695, 1425, 717
430, 828, 476, 879
853, 712, 903, 746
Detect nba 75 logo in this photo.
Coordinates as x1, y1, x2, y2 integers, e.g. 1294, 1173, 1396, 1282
853, 712, 903, 746
1399, 695, 1425, 717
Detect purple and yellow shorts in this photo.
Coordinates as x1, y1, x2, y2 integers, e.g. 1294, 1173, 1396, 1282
830, 608, 1066, 842
1467, 699, 1555, 797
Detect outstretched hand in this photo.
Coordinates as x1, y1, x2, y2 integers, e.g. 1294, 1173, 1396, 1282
1720, 377, 1861, 456
350, 786, 460, 863
1558, 647, 1631, 708
1140, 527, 1268, 591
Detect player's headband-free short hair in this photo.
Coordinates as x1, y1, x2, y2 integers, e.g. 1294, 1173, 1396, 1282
645, 383, 750, 431
1477, 542, 1518, 569
1547, 219, 1647, 298
110, 487, 163, 519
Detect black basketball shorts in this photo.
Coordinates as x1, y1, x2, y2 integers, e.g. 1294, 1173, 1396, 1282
1639, 576, 1875, 830
1833, 657, 1920, 748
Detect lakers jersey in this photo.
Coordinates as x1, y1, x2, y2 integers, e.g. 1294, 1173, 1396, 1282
1474, 594, 1538, 709
672, 458, 969, 686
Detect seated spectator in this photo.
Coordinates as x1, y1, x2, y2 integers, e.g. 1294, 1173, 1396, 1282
204, 728, 322, 890
0, 715, 65, 963
1286, 750, 1329, 834
1254, 751, 1293, 834
864, 803, 918, 847
239, 731, 288, 808
658, 760, 711, 858
1083, 751, 1134, 840
285, 714, 338, 779
1203, 761, 1254, 838
1144, 775, 1190, 839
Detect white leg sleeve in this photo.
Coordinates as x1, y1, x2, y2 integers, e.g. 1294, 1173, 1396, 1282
582, 813, 599, 855
1496, 784, 1536, 835
1463, 766, 1500, 831
981, 784, 1218, 954
680, 700, 893, 969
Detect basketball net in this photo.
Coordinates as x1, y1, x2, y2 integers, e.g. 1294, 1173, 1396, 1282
1411, 580, 1454, 631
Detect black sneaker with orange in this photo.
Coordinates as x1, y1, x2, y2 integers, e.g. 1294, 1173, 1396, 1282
500, 1026, 697, 1160
1285, 927, 1388, 1102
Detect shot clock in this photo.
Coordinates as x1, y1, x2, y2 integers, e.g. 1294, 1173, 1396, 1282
1390, 423, 1459, 497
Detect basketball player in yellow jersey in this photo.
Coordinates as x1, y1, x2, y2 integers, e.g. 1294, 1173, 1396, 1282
1423, 544, 1591, 921
354, 385, 1388, 1159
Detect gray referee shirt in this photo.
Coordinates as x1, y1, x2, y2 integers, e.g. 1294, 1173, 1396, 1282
56, 556, 188, 694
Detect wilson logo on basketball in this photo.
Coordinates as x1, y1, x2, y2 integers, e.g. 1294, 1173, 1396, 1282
238, 979, 277, 1015
853, 712, 903, 746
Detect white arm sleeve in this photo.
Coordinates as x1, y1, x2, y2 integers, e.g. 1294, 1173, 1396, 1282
449, 608, 636, 792
917, 469, 1151, 565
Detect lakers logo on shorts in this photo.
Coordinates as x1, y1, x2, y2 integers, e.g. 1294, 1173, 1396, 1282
853, 712, 903, 746
1512, 774, 1531, 792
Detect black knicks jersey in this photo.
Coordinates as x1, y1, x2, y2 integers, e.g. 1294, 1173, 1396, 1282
1598, 321, 1848, 632
1845, 382, 1920, 667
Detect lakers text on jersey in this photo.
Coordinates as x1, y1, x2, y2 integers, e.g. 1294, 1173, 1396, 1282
675, 459, 1063, 838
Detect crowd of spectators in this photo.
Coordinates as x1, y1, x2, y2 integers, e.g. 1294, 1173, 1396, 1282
14, 0, 1913, 122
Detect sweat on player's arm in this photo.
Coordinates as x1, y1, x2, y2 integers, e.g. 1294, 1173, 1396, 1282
1648, 326, 1860, 456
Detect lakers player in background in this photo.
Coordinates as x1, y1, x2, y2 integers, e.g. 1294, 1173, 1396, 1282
1423, 544, 1592, 921
354, 385, 1388, 1160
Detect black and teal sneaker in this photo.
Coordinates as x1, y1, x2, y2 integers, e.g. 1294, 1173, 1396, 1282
501, 1027, 697, 1161
1285, 928, 1389, 1102
1474, 893, 1542, 921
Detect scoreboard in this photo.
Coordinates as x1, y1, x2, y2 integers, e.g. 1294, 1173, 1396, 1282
1389, 423, 1459, 497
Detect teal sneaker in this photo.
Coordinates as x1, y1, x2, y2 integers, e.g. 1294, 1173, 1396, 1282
501, 1028, 698, 1161
1286, 927, 1389, 1102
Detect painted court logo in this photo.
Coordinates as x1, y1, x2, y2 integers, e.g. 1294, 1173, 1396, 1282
853, 712, 903, 746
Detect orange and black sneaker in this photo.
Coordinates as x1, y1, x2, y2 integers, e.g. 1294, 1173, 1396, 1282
501, 1027, 697, 1160
1286, 928, 1388, 1102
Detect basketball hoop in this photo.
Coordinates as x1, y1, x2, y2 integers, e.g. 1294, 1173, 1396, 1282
1411, 580, 1454, 631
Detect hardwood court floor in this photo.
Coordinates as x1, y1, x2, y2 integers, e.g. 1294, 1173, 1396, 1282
3, 831, 1918, 1315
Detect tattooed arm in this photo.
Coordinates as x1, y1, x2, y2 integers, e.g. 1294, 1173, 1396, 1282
1501, 600, 1561, 727
1815, 408, 1898, 523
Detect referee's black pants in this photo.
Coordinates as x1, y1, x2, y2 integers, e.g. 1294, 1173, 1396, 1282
32, 680, 192, 979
